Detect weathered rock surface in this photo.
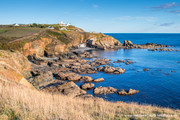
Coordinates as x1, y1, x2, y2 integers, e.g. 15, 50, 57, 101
80, 76, 93, 82
118, 89, 139, 95
94, 78, 104, 82
80, 83, 95, 90
54, 72, 81, 81
123, 40, 133, 47
0, 50, 34, 88
43, 81, 86, 97
93, 86, 117, 95
91, 58, 110, 67
97, 65, 125, 74
29, 71, 53, 88
86, 34, 122, 50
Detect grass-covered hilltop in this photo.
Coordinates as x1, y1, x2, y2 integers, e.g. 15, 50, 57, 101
0, 23, 179, 120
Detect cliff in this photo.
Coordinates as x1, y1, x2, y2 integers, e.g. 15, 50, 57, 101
0, 50, 34, 88
21, 29, 121, 57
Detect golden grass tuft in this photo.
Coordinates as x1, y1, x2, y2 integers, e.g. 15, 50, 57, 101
0, 81, 179, 120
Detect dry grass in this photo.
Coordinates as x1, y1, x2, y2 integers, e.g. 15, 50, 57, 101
0, 81, 179, 120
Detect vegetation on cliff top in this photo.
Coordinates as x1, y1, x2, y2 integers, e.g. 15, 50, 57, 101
0, 82, 179, 120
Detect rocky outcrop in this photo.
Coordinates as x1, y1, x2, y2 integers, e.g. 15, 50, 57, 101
86, 34, 122, 50
80, 83, 94, 90
118, 89, 139, 95
121, 40, 169, 49
43, 81, 86, 97
93, 86, 117, 95
28, 71, 54, 88
123, 40, 133, 47
94, 78, 104, 83
54, 72, 81, 81
97, 65, 125, 74
91, 58, 110, 66
80, 76, 93, 82
0, 50, 34, 88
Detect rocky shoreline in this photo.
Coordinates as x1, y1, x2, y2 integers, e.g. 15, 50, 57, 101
22, 39, 179, 100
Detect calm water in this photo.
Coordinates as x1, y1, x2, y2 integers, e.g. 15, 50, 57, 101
77, 33, 180, 109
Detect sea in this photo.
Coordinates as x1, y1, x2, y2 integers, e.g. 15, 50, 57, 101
76, 33, 180, 109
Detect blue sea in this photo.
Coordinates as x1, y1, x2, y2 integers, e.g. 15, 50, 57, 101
77, 33, 180, 109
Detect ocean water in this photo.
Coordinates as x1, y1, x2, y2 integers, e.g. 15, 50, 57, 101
76, 33, 180, 109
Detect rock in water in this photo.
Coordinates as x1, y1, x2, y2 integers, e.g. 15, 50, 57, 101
93, 86, 117, 95
128, 89, 139, 95
80, 83, 95, 90
80, 76, 93, 82
143, 68, 149, 71
123, 40, 133, 46
118, 89, 128, 95
94, 78, 104, 82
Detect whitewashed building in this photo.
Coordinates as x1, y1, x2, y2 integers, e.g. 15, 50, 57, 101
78, 43, 86, 48
59, 21, 71, 26
13, 23, 20, 26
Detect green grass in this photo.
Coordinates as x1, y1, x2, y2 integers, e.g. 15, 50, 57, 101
0, 27, 44, 43
46, 30, 71, 44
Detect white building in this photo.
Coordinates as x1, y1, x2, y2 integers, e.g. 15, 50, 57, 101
13, 23, 20, 26
59, 21, 71, 26
78, 43, 86, 48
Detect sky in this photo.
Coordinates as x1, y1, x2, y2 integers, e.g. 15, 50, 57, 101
0, 0, 180, 33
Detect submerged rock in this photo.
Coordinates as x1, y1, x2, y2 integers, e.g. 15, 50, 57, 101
93, 86, 117, 95
143, 68, 149, 72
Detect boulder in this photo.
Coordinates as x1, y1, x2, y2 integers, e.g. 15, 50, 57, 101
93, 86, 117, 95
54, 72, 74, 80
67, 74, 81, 81
94, 78, 104, 82
118, 89, 128, 95
29, 71, 53, 88
123, 40, 133, 47
97, 66, 125, 74
80, 83, 95, 90
128, 89, 139, 95
43, 82, 86, 97
118, 89, 139, 96
80, 76, 93, 82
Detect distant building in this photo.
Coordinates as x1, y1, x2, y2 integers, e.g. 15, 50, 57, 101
47, 26, 54, 29
78, 42, 86, 48
59, 21, 71, 26
60, 27, 67, 31
13, 23, 20, 26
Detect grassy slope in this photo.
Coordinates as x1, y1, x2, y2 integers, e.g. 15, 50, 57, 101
0, 27, 44, 43
0, 82, 179, 120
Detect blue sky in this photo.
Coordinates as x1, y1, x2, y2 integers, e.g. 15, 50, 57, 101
0, 0, 180, 33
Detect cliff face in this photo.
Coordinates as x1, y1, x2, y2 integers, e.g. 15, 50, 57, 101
21, 30, 122, 57
87, 34, 122, 50
0, 50, 34, 88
